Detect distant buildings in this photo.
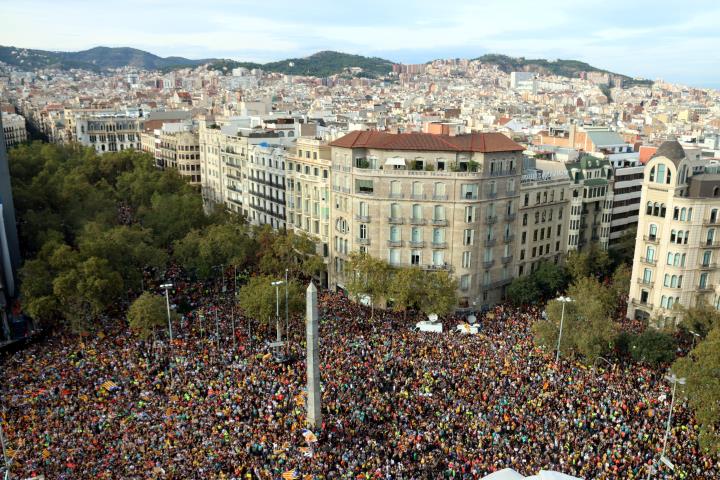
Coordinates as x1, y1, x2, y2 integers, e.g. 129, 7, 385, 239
1, 112, 27, 148
73, 111, 143, 153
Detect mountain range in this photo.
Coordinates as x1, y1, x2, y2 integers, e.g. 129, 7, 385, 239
0, 45, 649, 84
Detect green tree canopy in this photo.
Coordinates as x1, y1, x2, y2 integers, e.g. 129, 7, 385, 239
565, 243, 612, 282
127, 292, 171, 339
628, 329, 677, 365
346, 252, 392, 318
419, 270, 458, 318
533, 261, 568, 297
506, 276, 541, 306
387, 267, 426, 320
678, 304, 720, 339
674, 326, 720, 455
237, 275, 305, 326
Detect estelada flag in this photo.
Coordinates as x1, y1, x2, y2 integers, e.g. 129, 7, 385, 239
302, 429, 317, 443
282, 469, 298, 479
100, 381, 120, 392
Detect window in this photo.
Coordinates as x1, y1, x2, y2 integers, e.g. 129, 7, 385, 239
462, 251, 471, 268
432, 250, 444, 266
657, 163, 665, 183
460, 274, 470, 290
359, 224, 367, 239
463, 229, 474, 246
465, 206, 476, 223
412, 204, 422, 220
412, 181, 423, 197
703, 250, 712, 267
521, 232, 526, 244
389, 249, 400, 265
646, 246, 655, 262
700, 273, 709, 289
433, 228, 445, 243
390, 181, 401, 196
680, 208, 687, 221
461, 184, 478, 200
434, 205, 446, 221
522, 214, 528, 226
643, 268, 652, 283
390, 226, 400, 242
411, 250, 421, 266
434, 182, 446, 198
708, 229, 716, 246
356, 179, 374, 194
411, 227, 422, 243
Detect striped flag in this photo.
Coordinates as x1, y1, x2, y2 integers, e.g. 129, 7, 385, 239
282, 469, 298, 479
42, 449, 50, 459
100, 381, 120, 392
302, 429, 317, 443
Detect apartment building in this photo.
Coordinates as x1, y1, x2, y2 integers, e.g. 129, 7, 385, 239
565, 155, 614, 251
327, 130, 524, 309
517, 159, 571, 275
628, 140, 717, 327
286, 137, 332, 255
156, 126, 201, 185
74, 111, 142, 153
246, 142, 287, 229
1, 112, 27, 148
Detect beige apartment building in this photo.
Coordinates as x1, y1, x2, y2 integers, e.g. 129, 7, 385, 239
157, 130, 201, 185
517, 161, 571, 275
286, 137, 332, 257
327, 131, 524, 309
565, 155, 614, 251
1, 112, 27, 148
628, 140, 717, 327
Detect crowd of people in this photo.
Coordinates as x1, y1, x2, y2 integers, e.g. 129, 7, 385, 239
1, 276, 718, 479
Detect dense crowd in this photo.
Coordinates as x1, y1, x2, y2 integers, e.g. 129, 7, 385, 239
1, 277, 718, 480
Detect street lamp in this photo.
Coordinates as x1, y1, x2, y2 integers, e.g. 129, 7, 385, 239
271, 280, 284, 344
555, 296, 573, 364
284, 269, 289, 354
646, 373, 686, 479
689, 330, 701, 349
160, 282, 174, 383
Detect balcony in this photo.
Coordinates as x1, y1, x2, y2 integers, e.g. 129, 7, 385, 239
387, 240, 404, 248
482, 278, 512, 290
357, 238, 370, 245
489, 169, 517, 178
703, 218, 720, 226
431, 218, 449, 226
409, 217, 426, 225
409, 240, 426, 248
636, 278, 654, 288
503, 234, 514, 244
700, 240, 720, 248
486, 191, 497, 199
483, 259, 495, 269
505, 212, 516, 222
410, 193, 426, 200
698, 285, 714, 293
506, 190, 517, 197
630, 298, 653, 310
700, 262, 718, 269
431, 241, 448, 249
643, 235, 660, 244
501, 255, 513, 265
426, 263, 452, 272
389, 192, 404, 199
485, 215, 497, 225
485, 238, 496, 247
640, 257, 657, 266
433, 194, 449, 201
388, 217, 404, 225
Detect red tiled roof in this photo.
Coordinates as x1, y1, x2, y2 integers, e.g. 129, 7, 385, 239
639, 146, 658, 165
330, 131, 524, 153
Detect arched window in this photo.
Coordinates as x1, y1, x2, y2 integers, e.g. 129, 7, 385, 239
660, 204, 667, 217
434, 205, 445, 220
649, 224, 657, 239
411, 181, 422, 197
688, 208, 693, 221
390, 203, 401, 219
711, 208, 718, 224
671, 275, 678, 288
680, 208, 687, 221
703, 250, 712, 266
657, 164, 666, 183
670, 230, 676, 242
390, 225, 400, 241
673, 207, 680, 220
685, 230, 690, 244
678, 275, 683, 288
661, 296, 668, 308
677, 231, 684, 244
666, 169, 672, 184
668, 297, 674, 309
708, 229, 715, 246
715, 187, 720, 197
681, 254, 686, 267
647, 202, 653, 215
649, 166, 656, 182
664, 274, 670, 287
359, 201, 369, 217
653, 203, 660, 216
646, 246, 655, 261
674, 253, 680, 266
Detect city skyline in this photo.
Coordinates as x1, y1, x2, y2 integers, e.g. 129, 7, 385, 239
2, 0, 720, 89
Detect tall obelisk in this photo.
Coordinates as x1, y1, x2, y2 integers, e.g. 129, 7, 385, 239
305, 282, 322, 429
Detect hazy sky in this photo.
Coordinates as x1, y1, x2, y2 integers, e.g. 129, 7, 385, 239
2, 0, 719, 88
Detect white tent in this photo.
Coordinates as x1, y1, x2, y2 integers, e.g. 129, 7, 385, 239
481, 469, 582, 480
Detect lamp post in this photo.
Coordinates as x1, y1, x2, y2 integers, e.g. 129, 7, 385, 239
284, 269, 289, 355
646, 373, 686, 479
160, 282, 174, 383
271, 280, 284, 344
689, 330, 701, 349
555, 296, 573, 364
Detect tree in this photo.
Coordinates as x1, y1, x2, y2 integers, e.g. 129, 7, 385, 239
609, 227, 636, 267
388, 267, 425, 320
610, 263, 631, 302
565, 243, 612, 281
677, 304, 720, 339
237, 275, 305, 335
127, 292, 170, 339
506, 276, 541, 306
346, 252, 392, 318
533, 261, 568, 297
52, 257, 124, 333
138, 192, 209, 247
628, 330, 677, 365
254, 226, 324, 280
419, 270, 458, 318
674, 327, 720, 455
532, 277, 617, 362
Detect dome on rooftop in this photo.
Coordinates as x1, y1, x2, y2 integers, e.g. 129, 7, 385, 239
652, 140, 685, 163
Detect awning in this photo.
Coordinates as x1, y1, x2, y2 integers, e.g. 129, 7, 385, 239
385, 156, 406, 166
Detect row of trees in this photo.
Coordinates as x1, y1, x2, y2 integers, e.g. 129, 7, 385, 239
10, 143, 321, 333
345, 252, 458, 320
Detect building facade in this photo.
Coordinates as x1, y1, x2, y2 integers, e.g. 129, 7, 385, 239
327, 131, 524, 309
565, 155, 614, 251
156, 128, 201, 185
517, 160, 571, 275
1, 112, 27, 148
246, 143, 287, 229
74, 111, 143, 153
628, 140, 717, 327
